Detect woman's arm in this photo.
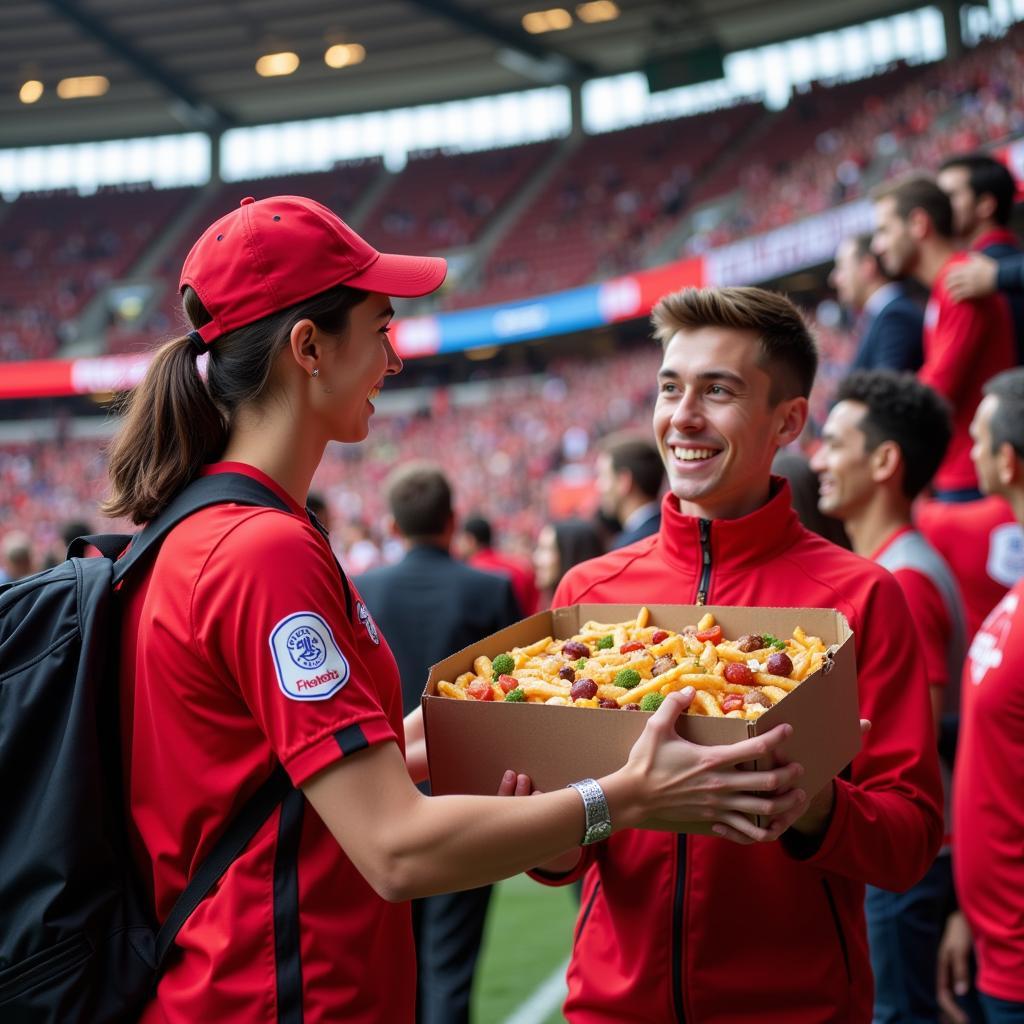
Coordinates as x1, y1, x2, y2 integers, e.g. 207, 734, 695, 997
303, 689, 808, 901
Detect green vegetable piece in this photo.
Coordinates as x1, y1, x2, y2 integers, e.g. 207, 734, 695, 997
596, 635, 614, 650
504, 687, 526, 702
640, 692, 665, 712
491, 653, 515, 680
614, 668, 642, 690
575, 658, 587, 671
762, 633, 787, 650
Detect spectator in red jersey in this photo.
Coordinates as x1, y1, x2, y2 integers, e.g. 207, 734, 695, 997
938, 367, 1024, 1024
521, 286, 942, 1024
916, 495, 1024, 641
811, 369, 965, 1024
938, 153, 1024, 363
105, 196, 807, 1022
872, 175, 1015, 500
830, 232, 923, 372
594, 430, 665, 549
455, 514, 539, 615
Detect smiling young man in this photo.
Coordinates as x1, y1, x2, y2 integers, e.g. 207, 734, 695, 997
530, 287, 943, 1023
812, 370, 965, 1024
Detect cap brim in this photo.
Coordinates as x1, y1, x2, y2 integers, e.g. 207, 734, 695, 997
346, 251, 447, 298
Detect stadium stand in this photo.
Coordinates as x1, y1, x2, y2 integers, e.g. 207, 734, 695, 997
5, 26, 1024, 365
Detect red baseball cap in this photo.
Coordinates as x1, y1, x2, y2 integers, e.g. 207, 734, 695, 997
180, 195, 447, 345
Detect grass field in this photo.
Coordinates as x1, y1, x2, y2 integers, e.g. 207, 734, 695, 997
471, 874, 579, 1023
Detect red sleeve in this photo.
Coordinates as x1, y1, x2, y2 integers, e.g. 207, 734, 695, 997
790, 572, 944, 888
192, 510, 397, 786
527, 849, 592, 887
891, 567, 952, 690
918, 288, 989, 403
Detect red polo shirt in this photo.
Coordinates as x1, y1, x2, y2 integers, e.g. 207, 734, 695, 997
954, 581, 1024, 1002
916, 497, 1024, 639
920, 255, 1014, 493
120, 462, 413, 1023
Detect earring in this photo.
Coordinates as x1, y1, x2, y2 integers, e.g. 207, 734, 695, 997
311, 368, 319, 378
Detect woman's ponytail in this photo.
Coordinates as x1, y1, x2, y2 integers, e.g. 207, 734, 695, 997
101, 331, 226, 524
101, 281, 366, 523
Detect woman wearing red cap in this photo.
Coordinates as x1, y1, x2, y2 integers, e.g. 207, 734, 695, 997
105, 195, 808, 1023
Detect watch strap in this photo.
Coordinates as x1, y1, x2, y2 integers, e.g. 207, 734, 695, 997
567, 778, 612, 845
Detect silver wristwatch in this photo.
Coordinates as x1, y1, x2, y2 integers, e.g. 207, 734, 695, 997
567, 778, 612, 845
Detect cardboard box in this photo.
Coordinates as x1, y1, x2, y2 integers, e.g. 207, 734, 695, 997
422, 604, 861, 833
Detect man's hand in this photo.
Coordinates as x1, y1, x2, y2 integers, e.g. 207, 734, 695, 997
937, 911, 973, 1024
946, 254, 998, 302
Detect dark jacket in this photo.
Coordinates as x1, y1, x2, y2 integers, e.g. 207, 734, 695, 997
355, 545, 522, 716
979, 231, 1024, 364
851, 286, 924, 372
611, 505, 662, 550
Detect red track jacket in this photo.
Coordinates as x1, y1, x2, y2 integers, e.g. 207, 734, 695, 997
537, 482, 943, 1024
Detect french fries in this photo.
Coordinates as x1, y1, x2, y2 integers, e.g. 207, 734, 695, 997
434, 609, 829, 720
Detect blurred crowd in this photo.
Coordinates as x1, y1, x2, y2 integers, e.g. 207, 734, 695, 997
4, 25, 1024, 362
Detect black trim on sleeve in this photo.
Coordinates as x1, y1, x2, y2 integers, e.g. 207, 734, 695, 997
273, 788, 306, 1024
335, 723, 369, 758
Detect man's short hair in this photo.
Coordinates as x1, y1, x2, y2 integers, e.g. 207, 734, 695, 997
849, 231, 888, 278
461, 515, 492, 547
835, 370, 952, 499
386, 462, 453, 539
983, 367, 1024, 459
939, 152, 1017, 226
600, 431, 665, 501
872, 175, 955, 240
651, 286, 818, 402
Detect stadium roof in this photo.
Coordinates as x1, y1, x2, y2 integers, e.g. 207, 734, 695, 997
4, 0, 933, 149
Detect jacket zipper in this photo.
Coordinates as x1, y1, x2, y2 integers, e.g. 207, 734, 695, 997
673, 519, 711, 1017
696, 518, 712, 605
671, 834, 687, 1023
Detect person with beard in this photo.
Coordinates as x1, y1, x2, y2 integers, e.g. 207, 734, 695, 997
872, 176, 1014, 501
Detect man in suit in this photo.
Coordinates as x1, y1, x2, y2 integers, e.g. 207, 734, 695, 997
939, 152, 1024, 363
831, 231, 924, 372
595, 430, 665, 549
355, 462, 521, 1024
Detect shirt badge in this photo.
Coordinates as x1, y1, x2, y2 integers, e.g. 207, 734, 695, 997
357, 601, 380, 645
270, 612, 350, 700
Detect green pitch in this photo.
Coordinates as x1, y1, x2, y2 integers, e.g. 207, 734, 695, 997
471, 873, 579, 1023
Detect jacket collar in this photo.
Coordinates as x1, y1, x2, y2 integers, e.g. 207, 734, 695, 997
657, 476, 805, 576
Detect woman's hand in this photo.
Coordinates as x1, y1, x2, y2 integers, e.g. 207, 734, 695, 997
606, 687, 808, 843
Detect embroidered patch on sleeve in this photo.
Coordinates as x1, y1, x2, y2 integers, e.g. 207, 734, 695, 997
270, 612, 350, 701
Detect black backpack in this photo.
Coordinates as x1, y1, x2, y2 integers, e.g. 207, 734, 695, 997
0, 473, 305, 1023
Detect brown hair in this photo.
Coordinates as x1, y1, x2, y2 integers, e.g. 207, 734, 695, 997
600, 430, 664, 500
385, 461, 453, 540
102, 283, 367, 524
651, 286, 818, 401
871, 174, 954, 239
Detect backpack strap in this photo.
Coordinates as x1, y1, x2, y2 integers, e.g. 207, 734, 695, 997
153, 764, 293, 968
107, 473, 354, 618
111, 474, 291, 585
68, 534, 132, 561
